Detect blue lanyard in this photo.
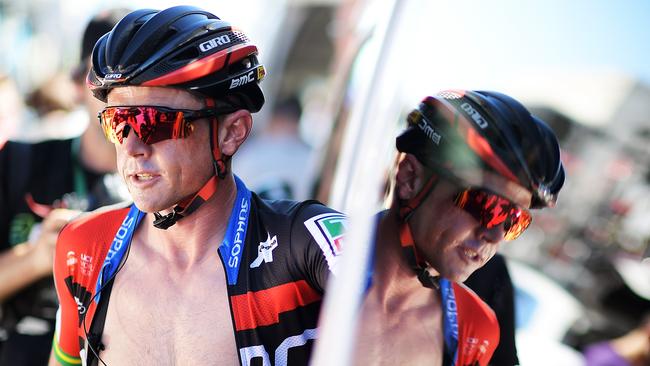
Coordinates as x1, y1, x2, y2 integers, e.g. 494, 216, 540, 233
94, 175, 252, 300
218, 176, 252, 285
95, 204, 144, 302
440, 278, 459, 364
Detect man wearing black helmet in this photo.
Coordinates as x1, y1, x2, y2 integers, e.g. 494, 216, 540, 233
352, 90, 565, 365
49, 6, 343, 366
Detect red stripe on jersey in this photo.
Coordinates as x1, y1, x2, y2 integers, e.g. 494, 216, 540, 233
231, 280, 322, 331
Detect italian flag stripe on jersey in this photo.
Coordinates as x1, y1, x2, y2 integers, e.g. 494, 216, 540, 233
52, 338, 82, 365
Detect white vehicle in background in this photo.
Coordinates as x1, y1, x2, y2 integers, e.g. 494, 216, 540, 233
508, 260, 586, 365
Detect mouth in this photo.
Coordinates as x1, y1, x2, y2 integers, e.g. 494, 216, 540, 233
460, 246, 481, 262
126, 171, 160, 184
134, 173, 155, 181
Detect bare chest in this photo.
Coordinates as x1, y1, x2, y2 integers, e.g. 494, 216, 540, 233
98, 255, 238, 365
352, 292, 444, 366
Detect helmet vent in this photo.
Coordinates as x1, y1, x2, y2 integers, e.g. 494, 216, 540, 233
231, 30, 249, 43
151, 62, 176, 75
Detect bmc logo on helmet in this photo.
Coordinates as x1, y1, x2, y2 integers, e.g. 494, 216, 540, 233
230, 70, 255, 89
460, 102, 488, 129
199, 35, 232, 53
418, 119, 442, 145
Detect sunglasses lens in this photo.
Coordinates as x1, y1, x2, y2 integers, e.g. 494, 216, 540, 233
99, 108, 119, 144
502, 209, 532, 241
99, 107, 190, 145
454, 188, 531, 241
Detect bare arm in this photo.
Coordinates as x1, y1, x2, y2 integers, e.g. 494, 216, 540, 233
48, 349, 61, 366
0, 209, 79, 301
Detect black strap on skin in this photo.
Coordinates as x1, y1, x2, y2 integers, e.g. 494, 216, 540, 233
417, 266, 440, 290
85, 279, 115, 366
153, 210, 184, 230
442, 346, 453, 366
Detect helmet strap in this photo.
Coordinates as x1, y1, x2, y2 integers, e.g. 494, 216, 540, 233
397, 174, 440, 289
152, 98, 227, 230
152, 176, 219, 229
207, 97, 229, 178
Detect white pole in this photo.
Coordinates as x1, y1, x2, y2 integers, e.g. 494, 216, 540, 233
311, 0, 406, 365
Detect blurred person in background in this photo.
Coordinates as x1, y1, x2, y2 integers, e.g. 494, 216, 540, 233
352, 90, 565, 365
0, 8, 128, 365
234, 95, 317, 200
583, 313, 650, 366
0, 74, 26, 145
21, 72, 79, 140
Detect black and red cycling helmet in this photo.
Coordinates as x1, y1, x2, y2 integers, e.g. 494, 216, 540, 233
87, 6, 266, 229
396, 89, 565, 208
87, 5, 265, 112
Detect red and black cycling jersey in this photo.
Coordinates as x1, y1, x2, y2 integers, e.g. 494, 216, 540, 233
438, 278, 500, 366
52, 176, 345, 366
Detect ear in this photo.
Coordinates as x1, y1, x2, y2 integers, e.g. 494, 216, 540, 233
395, 154, 427, 200
218, 109, 253, 156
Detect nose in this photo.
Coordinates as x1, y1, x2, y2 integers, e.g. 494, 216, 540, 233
476, 224, 505, 244
121, 129, 151, 157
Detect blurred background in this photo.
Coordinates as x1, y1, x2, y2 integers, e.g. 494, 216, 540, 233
1, 0, 649, 364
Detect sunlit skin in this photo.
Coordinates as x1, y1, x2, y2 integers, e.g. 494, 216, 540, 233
353, 153, 532, 365
407, 163, 532, 282
108, 86, 215, 214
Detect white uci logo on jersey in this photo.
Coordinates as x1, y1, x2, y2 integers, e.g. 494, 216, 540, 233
198, 35, 232, 52
250, 233, 278, 268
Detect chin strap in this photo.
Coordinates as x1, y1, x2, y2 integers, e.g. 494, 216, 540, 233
153, 98, 229, 230
399, 222, 440, 289
398, 174, 440, 289
152, 175, 219, 229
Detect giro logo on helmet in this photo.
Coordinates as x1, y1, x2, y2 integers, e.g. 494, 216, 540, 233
104, 73, 123, 80
199, 35, 232, 52
460, 102, 488, 129
230, 70, 255, 89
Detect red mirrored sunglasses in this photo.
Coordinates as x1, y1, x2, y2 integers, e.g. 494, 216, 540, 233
98, 105, 233, 145
454, 187, 532, 241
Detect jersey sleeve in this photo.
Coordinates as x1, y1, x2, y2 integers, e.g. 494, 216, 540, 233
52, 225, 83, 366
51, 204, 130, 366
452, 282, 500, 366
291, 203, 346, 293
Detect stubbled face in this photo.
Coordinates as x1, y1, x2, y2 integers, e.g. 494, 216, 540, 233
107, 86, 214, 213
409, 171, 532, 282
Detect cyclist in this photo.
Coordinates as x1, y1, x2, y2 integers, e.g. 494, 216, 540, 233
49, 6, 343, 366
353, 90, 565, 365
